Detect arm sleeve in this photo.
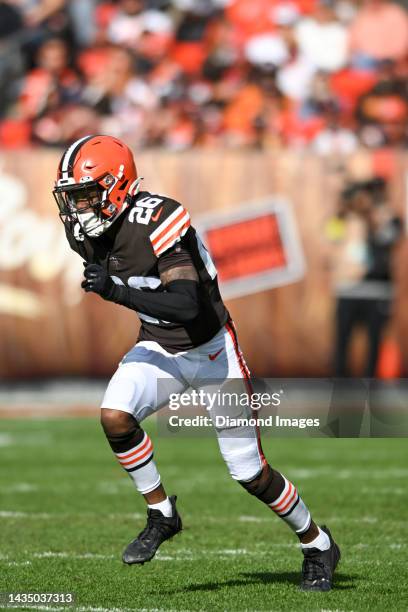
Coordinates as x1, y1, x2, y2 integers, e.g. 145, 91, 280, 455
106, 280, 200, 324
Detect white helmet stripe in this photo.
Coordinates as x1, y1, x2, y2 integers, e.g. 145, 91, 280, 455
61, 135, 94, 179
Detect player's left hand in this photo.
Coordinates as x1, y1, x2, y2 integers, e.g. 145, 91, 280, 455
81, 263, 115, 298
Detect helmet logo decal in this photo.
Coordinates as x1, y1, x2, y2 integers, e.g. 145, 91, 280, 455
104, 174, 115, 186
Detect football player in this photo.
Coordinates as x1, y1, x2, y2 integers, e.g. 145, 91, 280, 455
53, 135, 340, 591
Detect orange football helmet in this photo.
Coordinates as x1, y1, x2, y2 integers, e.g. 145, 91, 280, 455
53, 135, 142, 237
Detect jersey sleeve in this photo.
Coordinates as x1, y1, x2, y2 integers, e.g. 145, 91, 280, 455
148, 200, 191, 258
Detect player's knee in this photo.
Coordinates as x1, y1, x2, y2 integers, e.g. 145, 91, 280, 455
239, 463, 284, 504
218, 437, 263, 482
100, 408, 136, 436
100, 409, 145, 453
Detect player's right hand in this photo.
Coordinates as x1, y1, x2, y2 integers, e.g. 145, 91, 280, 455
81, 263, 115, 299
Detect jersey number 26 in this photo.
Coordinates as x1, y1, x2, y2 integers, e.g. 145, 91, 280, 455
128, 196, 163, 225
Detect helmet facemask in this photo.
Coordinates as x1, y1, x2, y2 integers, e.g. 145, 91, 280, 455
53, 176, 124, 238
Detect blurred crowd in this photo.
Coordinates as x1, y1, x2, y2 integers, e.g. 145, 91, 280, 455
0, 0, 407, 151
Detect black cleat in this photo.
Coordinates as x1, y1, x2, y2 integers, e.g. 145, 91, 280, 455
300, 525, 341, 592
122, 495, 182, 565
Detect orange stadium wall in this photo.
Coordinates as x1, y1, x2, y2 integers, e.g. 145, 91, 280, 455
0, 148, 407, 379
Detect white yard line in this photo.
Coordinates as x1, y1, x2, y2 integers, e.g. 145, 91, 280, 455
107, 513, 144, 520
5, 560, 32, 566
0, 483, 38, 493
0, 511, 54, 519
33, 552, 115, 560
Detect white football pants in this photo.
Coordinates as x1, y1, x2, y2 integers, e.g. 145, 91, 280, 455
102, 321, 265, 482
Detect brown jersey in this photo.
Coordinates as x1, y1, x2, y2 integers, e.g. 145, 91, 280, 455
64, 190, 230, 353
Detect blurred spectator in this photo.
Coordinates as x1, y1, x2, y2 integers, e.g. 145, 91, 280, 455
85, 45, 158, 143
295, 0, 348, 72
107, 0, 173, 50
19, 37, 81, 120
15, 36, 91, 146
349, 0, 408, 64
356, 60, 408, 147
275, 19, 315, 100
311, 102, 358, 154
328, 178, 402, 376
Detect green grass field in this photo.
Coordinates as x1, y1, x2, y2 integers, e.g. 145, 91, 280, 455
0, 418, 407, 612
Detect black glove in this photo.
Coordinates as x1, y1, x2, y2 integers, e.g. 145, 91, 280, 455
81, 263, 115, 299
